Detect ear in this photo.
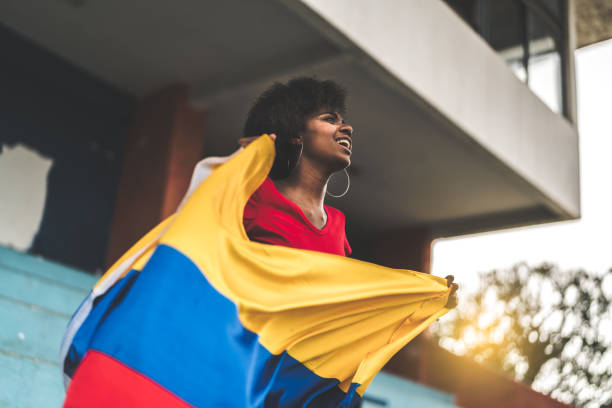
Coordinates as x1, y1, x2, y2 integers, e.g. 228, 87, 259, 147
290, 135, 303, 145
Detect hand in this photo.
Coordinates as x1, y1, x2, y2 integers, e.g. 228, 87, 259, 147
444, 275, 459, 309
237, 133, 276, 148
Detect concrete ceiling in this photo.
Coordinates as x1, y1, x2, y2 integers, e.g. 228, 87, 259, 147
0, 0, 338, 97
0, 0, 561, 237
203, 58, 552, 236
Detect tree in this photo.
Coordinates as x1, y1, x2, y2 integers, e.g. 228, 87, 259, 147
432, 263, 612, 408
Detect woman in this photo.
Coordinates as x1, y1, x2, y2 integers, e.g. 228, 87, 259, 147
61, 77, 458, 408
238, 77, 458, 306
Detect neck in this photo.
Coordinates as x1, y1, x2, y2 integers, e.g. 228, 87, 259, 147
273, 159, 330, 227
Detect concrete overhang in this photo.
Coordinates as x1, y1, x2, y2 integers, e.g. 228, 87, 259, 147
0, 0, 580, 238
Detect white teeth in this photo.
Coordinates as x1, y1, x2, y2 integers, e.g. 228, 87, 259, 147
337, 139, 351, 149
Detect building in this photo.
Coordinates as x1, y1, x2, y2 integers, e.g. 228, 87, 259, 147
1, 0, 607, 406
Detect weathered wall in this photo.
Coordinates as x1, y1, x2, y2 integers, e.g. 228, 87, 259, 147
0, 25, 134, 272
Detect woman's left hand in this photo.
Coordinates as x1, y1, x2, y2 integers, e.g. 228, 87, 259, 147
237, 133, 277, 148
444, 275, 459, 309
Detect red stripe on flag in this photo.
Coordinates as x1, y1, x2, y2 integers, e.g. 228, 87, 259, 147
64, 350, 193, 408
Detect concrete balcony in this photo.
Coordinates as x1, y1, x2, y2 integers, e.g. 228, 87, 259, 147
277, 0, 581, 238
0, 0, 580, 242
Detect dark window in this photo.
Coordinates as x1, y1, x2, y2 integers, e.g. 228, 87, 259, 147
527, 3, 564, 113
539, 0, 563, 20
443, 0, 569, 118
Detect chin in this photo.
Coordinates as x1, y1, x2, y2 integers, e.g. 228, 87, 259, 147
332, 155, 351, 172
320, 151, 351, 174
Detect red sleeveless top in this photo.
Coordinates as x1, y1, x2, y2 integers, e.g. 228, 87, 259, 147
243, 177, 351, 256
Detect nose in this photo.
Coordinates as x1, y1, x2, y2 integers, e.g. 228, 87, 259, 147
339, 121, 353, 137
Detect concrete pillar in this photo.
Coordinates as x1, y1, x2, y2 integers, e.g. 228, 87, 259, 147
371, 226, 434, 380
374, 227, 432, 274
106, 84, 205, 266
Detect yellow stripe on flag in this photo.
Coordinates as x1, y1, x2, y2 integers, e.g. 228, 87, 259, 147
158, 135, 451, 395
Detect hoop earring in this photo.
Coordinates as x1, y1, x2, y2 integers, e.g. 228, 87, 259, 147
287, 143, 303, 174
326, 168, 350, 198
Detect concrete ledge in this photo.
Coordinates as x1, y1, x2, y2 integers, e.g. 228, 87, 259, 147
294, 0, 580, 220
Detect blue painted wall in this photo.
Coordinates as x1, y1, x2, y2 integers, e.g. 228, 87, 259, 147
363, 371, 457, 407
0, 246, 97, 407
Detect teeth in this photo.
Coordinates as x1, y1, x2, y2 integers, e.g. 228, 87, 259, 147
337, 139, 351, 149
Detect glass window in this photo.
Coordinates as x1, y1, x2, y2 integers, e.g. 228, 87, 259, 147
486, 0, 528, 82
539, 0, 563, 20
442, 0, 567, 117
443, 0, 529, 82
443, 0, 480, 32
527, 5, 563, 113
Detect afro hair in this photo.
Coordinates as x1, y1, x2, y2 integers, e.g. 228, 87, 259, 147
243, 77, 347, 179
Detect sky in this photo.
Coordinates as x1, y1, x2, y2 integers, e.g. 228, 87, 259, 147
432, 39, 612, 295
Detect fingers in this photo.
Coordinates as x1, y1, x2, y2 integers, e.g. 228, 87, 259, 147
443, 276, 459, 309
237, 137, 253, 147
445, 275, 458, 294
444, 282, 459, 309
445, 293, 458, 309
237, 134, 277, 148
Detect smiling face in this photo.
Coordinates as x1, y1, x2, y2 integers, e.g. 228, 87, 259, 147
299, 110, 353, 174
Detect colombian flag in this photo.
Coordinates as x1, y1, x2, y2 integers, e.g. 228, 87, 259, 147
60, 135, 452, 407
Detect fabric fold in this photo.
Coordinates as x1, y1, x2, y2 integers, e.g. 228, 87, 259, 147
61, 135, 451, 407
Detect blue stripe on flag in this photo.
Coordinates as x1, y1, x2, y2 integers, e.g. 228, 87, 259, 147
71, 244, 360, 407
64, 268, 140, 378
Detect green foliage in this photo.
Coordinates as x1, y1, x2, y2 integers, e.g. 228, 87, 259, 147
432, 263, 612, 408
